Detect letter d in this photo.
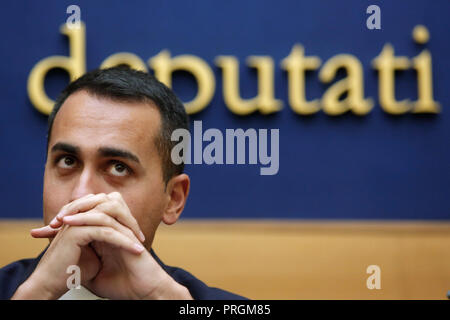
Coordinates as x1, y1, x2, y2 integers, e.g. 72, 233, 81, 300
28, 22, 86, 115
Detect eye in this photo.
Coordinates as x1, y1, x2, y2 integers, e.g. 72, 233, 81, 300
108, 161, 131, 177
57, 156, 77, 169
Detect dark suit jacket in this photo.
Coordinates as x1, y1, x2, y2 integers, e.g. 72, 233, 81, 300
0, 247, 247, 300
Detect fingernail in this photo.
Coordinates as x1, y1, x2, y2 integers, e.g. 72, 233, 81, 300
134, 243, 145, 253
139, 231, 146, 242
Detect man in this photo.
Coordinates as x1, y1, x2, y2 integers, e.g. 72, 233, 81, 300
0, 66, 246, 300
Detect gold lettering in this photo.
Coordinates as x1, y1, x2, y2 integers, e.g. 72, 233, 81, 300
372, 44, 411, 114
281, 44, 321, 115
319, 54, 373, 115
101, 52, 147, 72
412, 50, 440, 113
27, 23, 440, 119
411, 26, 440, 114
149, 50, 215, 115
27, 22, 86, 115
215, 55, 282, 115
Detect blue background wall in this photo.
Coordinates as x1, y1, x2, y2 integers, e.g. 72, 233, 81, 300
0, 0, 449, 219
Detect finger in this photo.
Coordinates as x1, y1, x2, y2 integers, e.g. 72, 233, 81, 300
95, 199, 145, 242
49, 193, 96, 228
30, 225, 61, 238
62, 210, 136, 241
50, 193, 106, 228
107, 192, 145, 242
71, 226, 145, 255
51, 192, 145, 242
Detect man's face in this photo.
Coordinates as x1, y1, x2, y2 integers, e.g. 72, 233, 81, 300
43, 90, 168, 247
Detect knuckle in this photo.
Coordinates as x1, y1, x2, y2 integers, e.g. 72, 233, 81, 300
105, 214, 117, 225
68, 200, 82, 213
87, 209, 99, 216
108, 191, 121, 199
125, 229, 135, 240
111, 199, 123, 209
130, 215, 139, 226
95, 201, 108, 211
100, 227, 114, 238
62, 202, 71, 211
97, 193, 107, 200
103, 201, 117, 214
95, 194, 108, 205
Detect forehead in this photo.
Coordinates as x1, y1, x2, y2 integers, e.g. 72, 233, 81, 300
49, 90, 161, 159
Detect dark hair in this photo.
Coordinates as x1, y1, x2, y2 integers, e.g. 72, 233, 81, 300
47, 65, 189, 184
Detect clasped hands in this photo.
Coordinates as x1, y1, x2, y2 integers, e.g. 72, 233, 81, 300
13, 192, 192, 300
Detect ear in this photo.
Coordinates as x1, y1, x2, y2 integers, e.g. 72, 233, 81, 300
162, 173, 190, 225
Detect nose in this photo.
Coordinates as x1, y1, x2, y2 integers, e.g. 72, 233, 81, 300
70, 166, 102, 202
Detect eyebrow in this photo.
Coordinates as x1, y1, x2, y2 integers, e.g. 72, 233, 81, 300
51, 142, 80, 155
50, 142, 141, 164
98, 147, 141, 164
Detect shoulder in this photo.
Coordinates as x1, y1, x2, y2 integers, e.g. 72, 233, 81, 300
0, 255, 41, 300
150, 249, 248, 300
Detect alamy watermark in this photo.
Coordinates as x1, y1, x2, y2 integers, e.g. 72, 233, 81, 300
366, 5, 381, 30
66, 5, 81, 29
66, 264, 81, 289
366, 265, 381, 290
171, 121, 279, 175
